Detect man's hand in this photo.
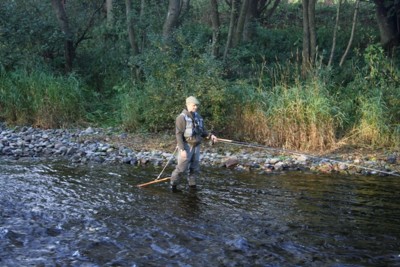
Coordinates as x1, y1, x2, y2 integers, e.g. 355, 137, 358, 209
211, 134, 217, 143
180, 149, 187, 159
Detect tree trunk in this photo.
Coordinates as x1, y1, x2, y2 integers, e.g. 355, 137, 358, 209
51, 0, 74, 72
301, 0, 316, 73
328, 0, 342, 67
106, 0, 113, 28
243, 0, 281, 42
373, 0, 400, 51
181, 0, 191, 17
125, 0, 139, 56
302, 0, 311, 71
162, 0, 181, 43
210, 0, 220, 58
308, 0, 317, 61
340, 0, 360, 66
224, 0, 239, 61
243, 0, 257, 42
234, 0, 250, 46
263, 0, 281, 21
139, 0, 146, 51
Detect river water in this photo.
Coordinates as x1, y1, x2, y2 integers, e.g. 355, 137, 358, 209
1, 158, 399, 267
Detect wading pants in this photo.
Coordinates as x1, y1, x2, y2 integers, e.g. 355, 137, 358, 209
170, 143, 201, 186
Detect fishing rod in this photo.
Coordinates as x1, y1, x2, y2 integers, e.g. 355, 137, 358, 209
216, 138, 400, 177
137, 147, 177, 188
156, 146, 178, 180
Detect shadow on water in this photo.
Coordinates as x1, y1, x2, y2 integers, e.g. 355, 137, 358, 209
1, 158, 400, 266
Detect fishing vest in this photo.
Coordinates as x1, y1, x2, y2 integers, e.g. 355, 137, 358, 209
182, 112, 204, 144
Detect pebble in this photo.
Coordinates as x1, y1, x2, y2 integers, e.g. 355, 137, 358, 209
0, 124, 398, 177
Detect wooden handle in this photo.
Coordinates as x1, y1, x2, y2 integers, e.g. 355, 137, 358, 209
137, 177, 171, 187
216, 138, 233, 143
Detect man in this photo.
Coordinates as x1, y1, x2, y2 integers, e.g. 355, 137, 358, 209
170, 96, 217, 192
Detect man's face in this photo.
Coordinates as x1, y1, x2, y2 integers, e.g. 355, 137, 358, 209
187, 103, 198, 113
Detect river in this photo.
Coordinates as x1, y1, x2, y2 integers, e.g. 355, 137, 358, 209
1, 158, 399, 266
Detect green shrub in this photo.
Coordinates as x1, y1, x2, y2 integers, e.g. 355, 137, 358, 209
119, 33, 232, 132
0, 70, 85, 128
343, 45, 400, 147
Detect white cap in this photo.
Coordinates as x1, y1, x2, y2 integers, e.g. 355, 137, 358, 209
186, 96, 200, 105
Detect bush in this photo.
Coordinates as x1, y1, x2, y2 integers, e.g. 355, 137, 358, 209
231, 77, 341, 151
119, 34, 232, 132
0, 70, 85, 128
343, 45, 400, 148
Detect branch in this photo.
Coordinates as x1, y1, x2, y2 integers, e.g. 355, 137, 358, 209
328, 0, 341, 67
339, 0, 360, 67
75, 4, 104, 49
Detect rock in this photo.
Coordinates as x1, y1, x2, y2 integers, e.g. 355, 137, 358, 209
387, 154, 397, 164
223, 157, 239, 168
295, 154, 308, 162
66, 147, 78, 156
140, 158, 149, 165
269, 158, 281, 164
338, 163, 348, 170
83, 127, 94, 135
274, 161, 285, 171
122, 157, 133, 164
0, 125, 397, 177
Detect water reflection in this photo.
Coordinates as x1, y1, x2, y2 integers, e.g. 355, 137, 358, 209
0, 159, 400, 266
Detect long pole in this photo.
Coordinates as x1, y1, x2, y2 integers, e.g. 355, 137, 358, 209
137, 146, 178, 188
137, 177, 171, 187
156, 146, 178, 180
216, 138, 400, 177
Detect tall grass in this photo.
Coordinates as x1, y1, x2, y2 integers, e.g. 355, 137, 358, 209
0, 70, 85, 128
351, 93, 391, 146
342, 45, 400, 148
232, 43, 400, 151
233, 79, 341, 151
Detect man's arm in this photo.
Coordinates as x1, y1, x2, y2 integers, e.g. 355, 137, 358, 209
175, 115, 186, 150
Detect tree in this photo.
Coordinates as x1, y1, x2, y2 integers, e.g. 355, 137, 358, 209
373, 0, 400, 52
340, 0, 360, 66
328, 0, 342, 67
233, 0, 282, 45
223, 0, 282, 59
125, 0, 139, 56
163, 0, 182, 43
106, 0, 113, 28
244, 0, 281, 42
210, 0, 221, 58
302, 0, 317, 73
234, 0, 250, 46
51, 0, 74, 72
51, 0, 104, 73
224, 0, 239, 61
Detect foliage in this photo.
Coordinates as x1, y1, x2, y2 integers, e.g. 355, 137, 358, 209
119, 32, 231, 132
0, 70, 85, 128
342, 44, 400, 147
229, 75, 342, 151
0, 0, 398, 152
0, 1, 60, 71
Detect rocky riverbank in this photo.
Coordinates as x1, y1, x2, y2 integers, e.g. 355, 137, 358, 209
0, 124, 399, 177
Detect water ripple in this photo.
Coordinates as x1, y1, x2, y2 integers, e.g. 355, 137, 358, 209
0, 159, 399, 266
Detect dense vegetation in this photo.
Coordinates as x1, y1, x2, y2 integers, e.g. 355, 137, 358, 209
0, 0, 399, 151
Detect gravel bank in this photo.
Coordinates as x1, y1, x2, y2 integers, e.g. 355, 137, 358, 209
1, 125, 399, 177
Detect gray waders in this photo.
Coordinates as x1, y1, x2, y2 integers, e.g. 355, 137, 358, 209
170, 143, 201, 188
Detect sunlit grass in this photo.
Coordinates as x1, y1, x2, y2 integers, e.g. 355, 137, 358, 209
234, 79, 340, 151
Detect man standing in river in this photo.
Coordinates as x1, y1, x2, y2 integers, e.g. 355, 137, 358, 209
170, 96, 217, 192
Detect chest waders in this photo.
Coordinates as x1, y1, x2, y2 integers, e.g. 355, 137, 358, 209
171, 112, 203, 188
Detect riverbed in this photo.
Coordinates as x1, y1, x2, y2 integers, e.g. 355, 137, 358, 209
1, 158, 399, 266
